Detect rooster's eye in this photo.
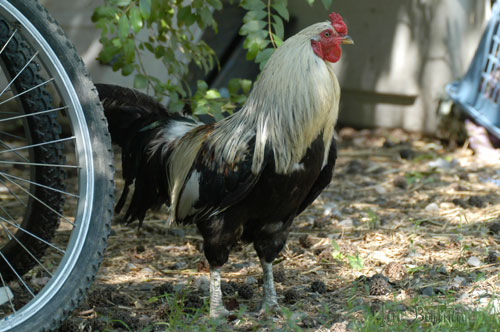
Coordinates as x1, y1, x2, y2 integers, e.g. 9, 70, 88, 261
324, 31, 331, 37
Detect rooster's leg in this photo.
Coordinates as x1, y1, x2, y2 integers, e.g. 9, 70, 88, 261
209, 267, 229, 318
259, 258, 280, 314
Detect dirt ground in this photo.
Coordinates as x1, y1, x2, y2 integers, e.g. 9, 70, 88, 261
59, 127, 500, 331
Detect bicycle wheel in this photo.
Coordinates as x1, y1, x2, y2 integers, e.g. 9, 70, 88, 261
0, 9, 65, 284
0, 0, 114, 331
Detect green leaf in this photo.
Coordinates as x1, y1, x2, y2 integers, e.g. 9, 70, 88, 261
154, 45, 166, 59
231, 95, 246, 104
228, 78, 241, 95
321, 0, 333, 9
163, 48, 176, 63
169, 100, 185, 113
194, 80, 209, 99
174, 83, 187, 98
139, 0, 151, 20
255, 47, 274, 66
97, 44, 119, 64
168, 93, 185, 113
109, 0, 131, 7
178, 6, 196, 26
111, 38, 122, 48
148, 296, 159, 304
207, 0, 223, 10
272, 33, 283, 47
272, 0, 289, 21
206, 89, 221, 99
123, 39, 135, 63
134, 74, 148, 89
331, 239, 341, 252
212, 109, 225, 121
192, 0, 204, 9
143, 41, 154, 53
91, 6, 117, 22
198, 6, 214, 28
112, 60, 123, 72
241, 0, 266, 11
118, 14, 130, 40
305, 0, 315, 6
240, 79, 252, 95
194, 104, 210, 115
347, 254, 364, 270
228, 79, 251, 105
243, 9, 267, 23
330, 240, 344, 261
121, 63, 135, 76
243, 31, 269, 60
240, 20, 266, 35
272, 15, 284, 40
129, 6, 143, 33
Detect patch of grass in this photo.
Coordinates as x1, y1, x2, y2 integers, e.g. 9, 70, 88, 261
331, 239, 365, 270
97, 294, 313, 332
92, 290, 218, 332
349, 297, 500, 332
405, 171, 436, 185
364, 208, 380, 229
145, 291, 219, 331
406, 265, 427, 276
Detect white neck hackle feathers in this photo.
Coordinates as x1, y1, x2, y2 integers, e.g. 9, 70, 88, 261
212, 21, 341, 174
167, 21, 341, 222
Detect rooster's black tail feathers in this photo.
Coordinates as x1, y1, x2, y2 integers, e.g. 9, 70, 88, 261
96, 84, 188, 225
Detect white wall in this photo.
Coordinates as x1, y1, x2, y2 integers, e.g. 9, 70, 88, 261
40, 0, 489, 133
289, 0, 489, 133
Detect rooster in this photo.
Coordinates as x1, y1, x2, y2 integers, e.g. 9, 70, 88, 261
96, 11, 352, 318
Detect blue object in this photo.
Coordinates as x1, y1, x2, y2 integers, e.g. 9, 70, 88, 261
446, 3, 500, 139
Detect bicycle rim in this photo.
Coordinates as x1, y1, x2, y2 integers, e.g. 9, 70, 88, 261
0, 1, 96, 329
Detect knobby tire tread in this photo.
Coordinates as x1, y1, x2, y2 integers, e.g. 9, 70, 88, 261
0, 1, 114, 331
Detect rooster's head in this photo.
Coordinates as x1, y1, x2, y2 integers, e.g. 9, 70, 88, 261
311, 11, 353, 63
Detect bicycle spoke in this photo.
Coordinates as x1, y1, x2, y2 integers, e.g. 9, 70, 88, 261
0, 223, 53, 277
0, 217, 65, 255
0, 172, 79, 198
0, 77, 54, 106
0, 111, 22, 115
0, 105, 68, 123
0, 28, 16, 57
0, 130, 26, 141
0, 51, 38, 97
0, 173, 75, 226
0, 139, 29, 163
0, 106, 68, 122
0, 204, 20, 230
0, 136, 75, 155
0, 225, 11, 240
0, 177, 27, 207
0, 273, 15, 313
0, 251, 35, 298
0, 2, 114, 328
0, 160, 79, 168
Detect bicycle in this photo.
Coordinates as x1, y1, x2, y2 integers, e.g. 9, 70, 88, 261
0, 0, 114, 330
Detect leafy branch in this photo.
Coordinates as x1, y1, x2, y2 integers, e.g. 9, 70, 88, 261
239, 0, 287, 69
92, 0, 332, 119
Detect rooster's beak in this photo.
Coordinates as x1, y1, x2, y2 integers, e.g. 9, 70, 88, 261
341, 35, 354, 45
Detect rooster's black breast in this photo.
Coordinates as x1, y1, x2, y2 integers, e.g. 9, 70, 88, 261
236, 134, 334, 226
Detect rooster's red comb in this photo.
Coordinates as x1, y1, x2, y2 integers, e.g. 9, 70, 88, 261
329, 12, 347, 34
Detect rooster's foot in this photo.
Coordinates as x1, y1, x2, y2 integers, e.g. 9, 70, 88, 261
258, 301, 281, 316
209, 305, 230, 319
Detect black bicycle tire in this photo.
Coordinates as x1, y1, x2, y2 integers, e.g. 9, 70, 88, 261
0, 15, 66, 282
0, 0, 114, 331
